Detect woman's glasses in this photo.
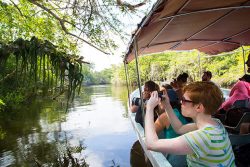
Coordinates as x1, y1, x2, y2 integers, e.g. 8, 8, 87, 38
180, 97, 194, 105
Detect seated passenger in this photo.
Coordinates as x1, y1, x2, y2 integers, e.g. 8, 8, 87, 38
239, 54, 250, 134
130, 80, 161, 127
202, 70, 220, 87
202, 70, 212, 82
155, 88, 190, 139
145, 81, 235, 166
155, 88, 191, 167
171, 73, 189, 101
245, 53, 250, 73
219, 74, 250, 112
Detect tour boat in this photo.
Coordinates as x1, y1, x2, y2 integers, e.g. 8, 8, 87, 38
123, 0, 250, 166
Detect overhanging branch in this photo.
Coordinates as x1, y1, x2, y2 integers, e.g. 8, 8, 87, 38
116, 0, 147, 10
28, 0, 109, 55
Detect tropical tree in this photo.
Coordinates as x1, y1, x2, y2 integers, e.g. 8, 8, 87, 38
0, 0, 155, 108
112, 48, 249, 88
1, 0, 153, 54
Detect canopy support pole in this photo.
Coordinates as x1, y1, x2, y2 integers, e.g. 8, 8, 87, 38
198, 52, 201, 78
124, 61, 131, 106
241, 46, 246, 74
133, 37, 145, 129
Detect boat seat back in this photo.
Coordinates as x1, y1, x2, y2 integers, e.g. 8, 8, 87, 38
224, 99, 250, 127
225, 112, 250, 134
230, 99, 250, 110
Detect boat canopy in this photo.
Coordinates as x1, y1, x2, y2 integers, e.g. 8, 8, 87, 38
124, 0, 250, 63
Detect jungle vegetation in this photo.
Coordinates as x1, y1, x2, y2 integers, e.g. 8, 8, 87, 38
110, 47, 250, 88
0, 0, 153, 111
0, 1, 151, 165
0, 0, 248, 108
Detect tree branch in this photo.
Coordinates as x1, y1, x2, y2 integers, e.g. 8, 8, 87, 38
28, 0, 109, 55
116, 0, 147, 11
9, 0, 24, 16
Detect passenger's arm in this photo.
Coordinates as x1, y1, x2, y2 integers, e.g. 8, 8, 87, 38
165, 104, 197, 134
160, 90, 197, 134
130, 105, 139, 113
145, 91, 193, 154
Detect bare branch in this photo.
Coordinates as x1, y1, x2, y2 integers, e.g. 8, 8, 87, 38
116, 0, 147, 11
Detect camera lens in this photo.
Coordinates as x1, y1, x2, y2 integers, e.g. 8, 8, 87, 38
132, 97, 141, 106
158, 91, 163, 98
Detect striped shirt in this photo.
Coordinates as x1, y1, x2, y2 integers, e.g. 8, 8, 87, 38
184, 119, 235, 167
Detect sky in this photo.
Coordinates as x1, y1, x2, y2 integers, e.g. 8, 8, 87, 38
79, 1, 156, 71
79, 40, 126, 72
79, 27, 132, 72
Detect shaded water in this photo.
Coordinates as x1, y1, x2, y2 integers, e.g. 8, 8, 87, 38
0, 85, 137, 167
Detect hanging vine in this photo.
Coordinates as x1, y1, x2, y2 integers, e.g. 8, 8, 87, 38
0, 36, 88, 102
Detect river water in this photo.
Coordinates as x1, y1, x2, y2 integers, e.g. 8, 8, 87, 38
0, 85, 231, 167
0, 85, 138, 167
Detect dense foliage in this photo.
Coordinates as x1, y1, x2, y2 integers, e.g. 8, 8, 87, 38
0, 0, 78, 52
81, 64, 113, 85
0, 0, 152, 109
0, 0, 153, 54
111, 47, 250, 88
0, 37, 85, 109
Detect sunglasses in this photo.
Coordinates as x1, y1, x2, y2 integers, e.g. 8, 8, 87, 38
180, 97, 194, 104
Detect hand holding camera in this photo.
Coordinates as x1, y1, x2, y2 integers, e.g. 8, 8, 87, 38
158, 91, 163, 99
132, 97, 142, 106
147, 91, 161, 110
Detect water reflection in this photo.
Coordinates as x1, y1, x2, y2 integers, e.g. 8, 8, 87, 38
0, 85, 136, 167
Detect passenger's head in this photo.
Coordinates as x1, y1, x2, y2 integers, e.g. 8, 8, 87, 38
170, 78, 177, 88
182, 81, 223, 115
202, 71, 212, 81
246, 53, 250, 73
239, 74, 250, 83
177, 73, 189, 83
144, 80, 159, 92
174, 73, 189, 89
143, 80, 159, 99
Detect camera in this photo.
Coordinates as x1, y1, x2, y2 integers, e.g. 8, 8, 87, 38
132, 91, 163, 106
132, 97, 142, 106
158, 91, 163, 99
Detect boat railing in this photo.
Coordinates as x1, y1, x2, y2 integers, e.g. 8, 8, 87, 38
129, 111, 172, 167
